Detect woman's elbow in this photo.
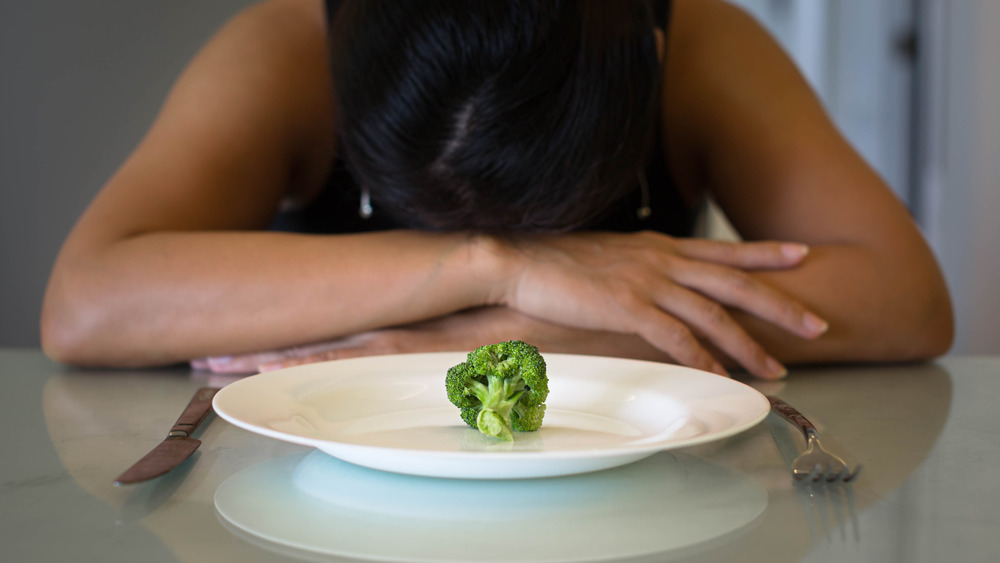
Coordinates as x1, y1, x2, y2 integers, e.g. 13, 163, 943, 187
40, 267, 121, 367
41, 323, 85, 367
892, 283, 954, 361
40, 286, 98, 366
917, 293, 954, 358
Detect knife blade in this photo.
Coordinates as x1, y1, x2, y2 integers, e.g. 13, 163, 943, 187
114, 386, 220, 486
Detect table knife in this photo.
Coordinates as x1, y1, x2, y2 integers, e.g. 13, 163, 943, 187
114, 387, 220, 486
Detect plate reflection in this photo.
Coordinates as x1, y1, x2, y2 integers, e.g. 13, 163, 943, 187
215, 450, 767, 562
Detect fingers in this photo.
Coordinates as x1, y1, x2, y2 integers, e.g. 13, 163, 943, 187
674, 238, 810, 270
258, 334, 401, 371
650, 285, 788, 380
195, 339, 362, 374
669, 259, 828, 340
629, 305, 726, 376
202, 354, 272, 373
258, 349, 348, 372
506, 232, 824, 379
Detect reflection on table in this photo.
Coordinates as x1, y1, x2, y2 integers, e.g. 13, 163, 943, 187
5, 350, 997, 562
215, 449, 766, 562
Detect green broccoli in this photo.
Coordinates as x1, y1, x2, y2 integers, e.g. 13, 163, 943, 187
445, 340, 549, 441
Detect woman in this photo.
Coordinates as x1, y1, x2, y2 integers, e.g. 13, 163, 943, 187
41, 0, 953, 379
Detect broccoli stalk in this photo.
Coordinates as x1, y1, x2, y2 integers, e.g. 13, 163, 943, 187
446, 340, 549, 441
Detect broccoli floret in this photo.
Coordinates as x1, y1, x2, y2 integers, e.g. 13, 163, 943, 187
512, 403, 546, 432
445, 340, 549, 441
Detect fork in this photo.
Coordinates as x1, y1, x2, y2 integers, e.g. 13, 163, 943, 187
767, 396, 862, 482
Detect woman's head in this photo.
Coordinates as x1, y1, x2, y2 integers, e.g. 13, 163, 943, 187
330, 0, 662, 232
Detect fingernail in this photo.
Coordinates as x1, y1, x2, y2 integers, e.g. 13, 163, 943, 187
766, 356, 788, 379
782, 243, 810, 260
258, 362, 283, 372
208, 356, 247, 373
803, 313, 829, 336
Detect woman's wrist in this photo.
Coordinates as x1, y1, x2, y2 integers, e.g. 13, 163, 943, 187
465, 232, 521, 308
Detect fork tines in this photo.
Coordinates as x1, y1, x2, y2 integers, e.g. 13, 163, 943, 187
795, 464, 863, 483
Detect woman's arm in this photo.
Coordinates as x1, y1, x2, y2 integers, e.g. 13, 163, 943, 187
663, 0, 952, 363
40, 0, 497, 366
424, 0, 952, 375
198, 306, 668, 374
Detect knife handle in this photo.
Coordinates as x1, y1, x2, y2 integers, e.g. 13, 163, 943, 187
169, 387, 220, 438
767, 396, 817, 440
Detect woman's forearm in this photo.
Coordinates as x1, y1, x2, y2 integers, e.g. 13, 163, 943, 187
483, 231, 952, 376
729, 242, 953, 366
41, 230, 499, 366
366, 241, 953, 371
462, 241, 952, 368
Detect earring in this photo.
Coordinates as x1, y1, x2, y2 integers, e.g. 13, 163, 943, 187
637, 171, 652, 220
359, 186, 373, 219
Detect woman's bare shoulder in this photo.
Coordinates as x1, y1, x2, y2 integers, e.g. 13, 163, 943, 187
62, 0, 337, 250
658, 0, 760, 204
230, 0, 328, 42
663, 0, 925, 249
203, 0, 335, 154
211, 0, 337, 201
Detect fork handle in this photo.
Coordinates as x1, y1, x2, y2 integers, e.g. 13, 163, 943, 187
767, 396, 818, 441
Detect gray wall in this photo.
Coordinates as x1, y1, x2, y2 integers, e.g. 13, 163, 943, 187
0, 0, 254, 346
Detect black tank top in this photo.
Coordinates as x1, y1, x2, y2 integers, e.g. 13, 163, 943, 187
271, 0, 697, 236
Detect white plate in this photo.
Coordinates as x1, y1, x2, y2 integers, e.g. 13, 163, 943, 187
215, 450, 768, 562
213, 352, 769, 479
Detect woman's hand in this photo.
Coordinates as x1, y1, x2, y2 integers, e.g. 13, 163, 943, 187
494, 231, 828, 379
191, 309, 518, 374
193, 306, 670, 374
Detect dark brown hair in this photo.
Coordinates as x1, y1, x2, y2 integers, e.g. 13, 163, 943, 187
330, 0, 662, 232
